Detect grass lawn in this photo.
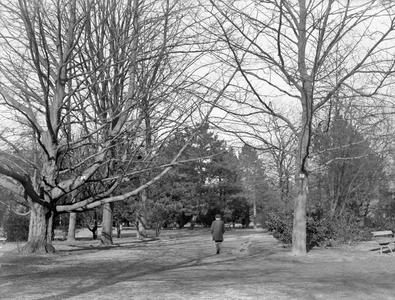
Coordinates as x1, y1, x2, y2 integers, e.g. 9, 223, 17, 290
1, 227, 395, 299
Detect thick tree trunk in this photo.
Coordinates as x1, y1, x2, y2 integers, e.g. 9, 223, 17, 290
291, 96, 311, 255
20, 203, 55, 253
67, 212, 76, 242
292, 175, 308, 255
291, 125, 310, 256
290, 0, 311, 257
101, 203, 114, 245
21, 136, 58, 254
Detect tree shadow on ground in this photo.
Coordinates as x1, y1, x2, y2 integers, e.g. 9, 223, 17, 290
4, 230, 395, 300
1, 229, 289, 300
56, 236, 204, 254
29, 248, 244, 300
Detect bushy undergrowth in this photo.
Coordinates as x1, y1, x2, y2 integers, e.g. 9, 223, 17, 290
265, 210, 293, 245
330, 211, 372, 245
266, 209, 371, 248
3, 212, 29, 242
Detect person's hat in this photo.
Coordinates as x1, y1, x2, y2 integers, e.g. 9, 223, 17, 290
215, 214, 221, 218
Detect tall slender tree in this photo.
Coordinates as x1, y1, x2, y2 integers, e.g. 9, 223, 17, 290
205, 0, 395, 254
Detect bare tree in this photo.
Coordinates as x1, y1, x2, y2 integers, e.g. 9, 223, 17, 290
0, 0, 234, 253
205, 0, 395, 255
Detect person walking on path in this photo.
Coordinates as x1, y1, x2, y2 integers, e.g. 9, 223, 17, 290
117, 221, 122, 238
211, 214, 225, 254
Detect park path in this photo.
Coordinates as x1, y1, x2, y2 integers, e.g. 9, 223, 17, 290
1, 228, 395, 299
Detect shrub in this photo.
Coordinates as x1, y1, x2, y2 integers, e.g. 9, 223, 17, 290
330, 211, 372, 245
265, 210, 293, 245
306, 216, 335, 247
266, 208, 373, 248
266, 210, 336, 247
3, 212, 29, 242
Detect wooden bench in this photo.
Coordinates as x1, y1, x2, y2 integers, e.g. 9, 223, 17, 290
225, 223, 232, 231
372, 231, 395, 254
0, 237, 6, 248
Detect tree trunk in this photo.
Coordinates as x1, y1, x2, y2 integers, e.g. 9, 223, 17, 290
20, 203, 55, 253
330, 196, 341, 219
253, 191, 257, 229
245, 209, 250, 229
116, 220, 122, 238
67, 212, 76, 242
290, 0, 311, 256
189, 215, 197, 230
87, 221, 98, 240
87, 210, 98, 239
136, 188, 148, 239
91, 223, 98, 240
20, 136, 58, 254
136, 213, 147, 239
292, 175, 308, 255
155, 221, 162, 237
291, 96, 311, 255
291, 121, 310, 256
101, 203, 114, 245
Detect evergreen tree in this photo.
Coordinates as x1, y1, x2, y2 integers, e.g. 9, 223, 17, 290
312, 114, 384, 219
155, 125, 245, 227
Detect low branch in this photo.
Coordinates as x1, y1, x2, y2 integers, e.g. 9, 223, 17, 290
0, 170, 48, 208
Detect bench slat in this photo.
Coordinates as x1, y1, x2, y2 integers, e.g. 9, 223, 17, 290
372, 231, 394, 237
376, 238, 394, 244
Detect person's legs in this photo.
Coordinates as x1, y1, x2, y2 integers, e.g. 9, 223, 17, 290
215, 241, 222, 254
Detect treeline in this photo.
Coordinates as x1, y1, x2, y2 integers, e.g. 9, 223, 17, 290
1, 1, 395, 255
3, 114, 394, 247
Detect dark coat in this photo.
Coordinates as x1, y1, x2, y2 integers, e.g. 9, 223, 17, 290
211, 219, 225, 241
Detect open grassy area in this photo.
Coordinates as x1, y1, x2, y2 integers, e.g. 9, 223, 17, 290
1, 228, 395, 299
